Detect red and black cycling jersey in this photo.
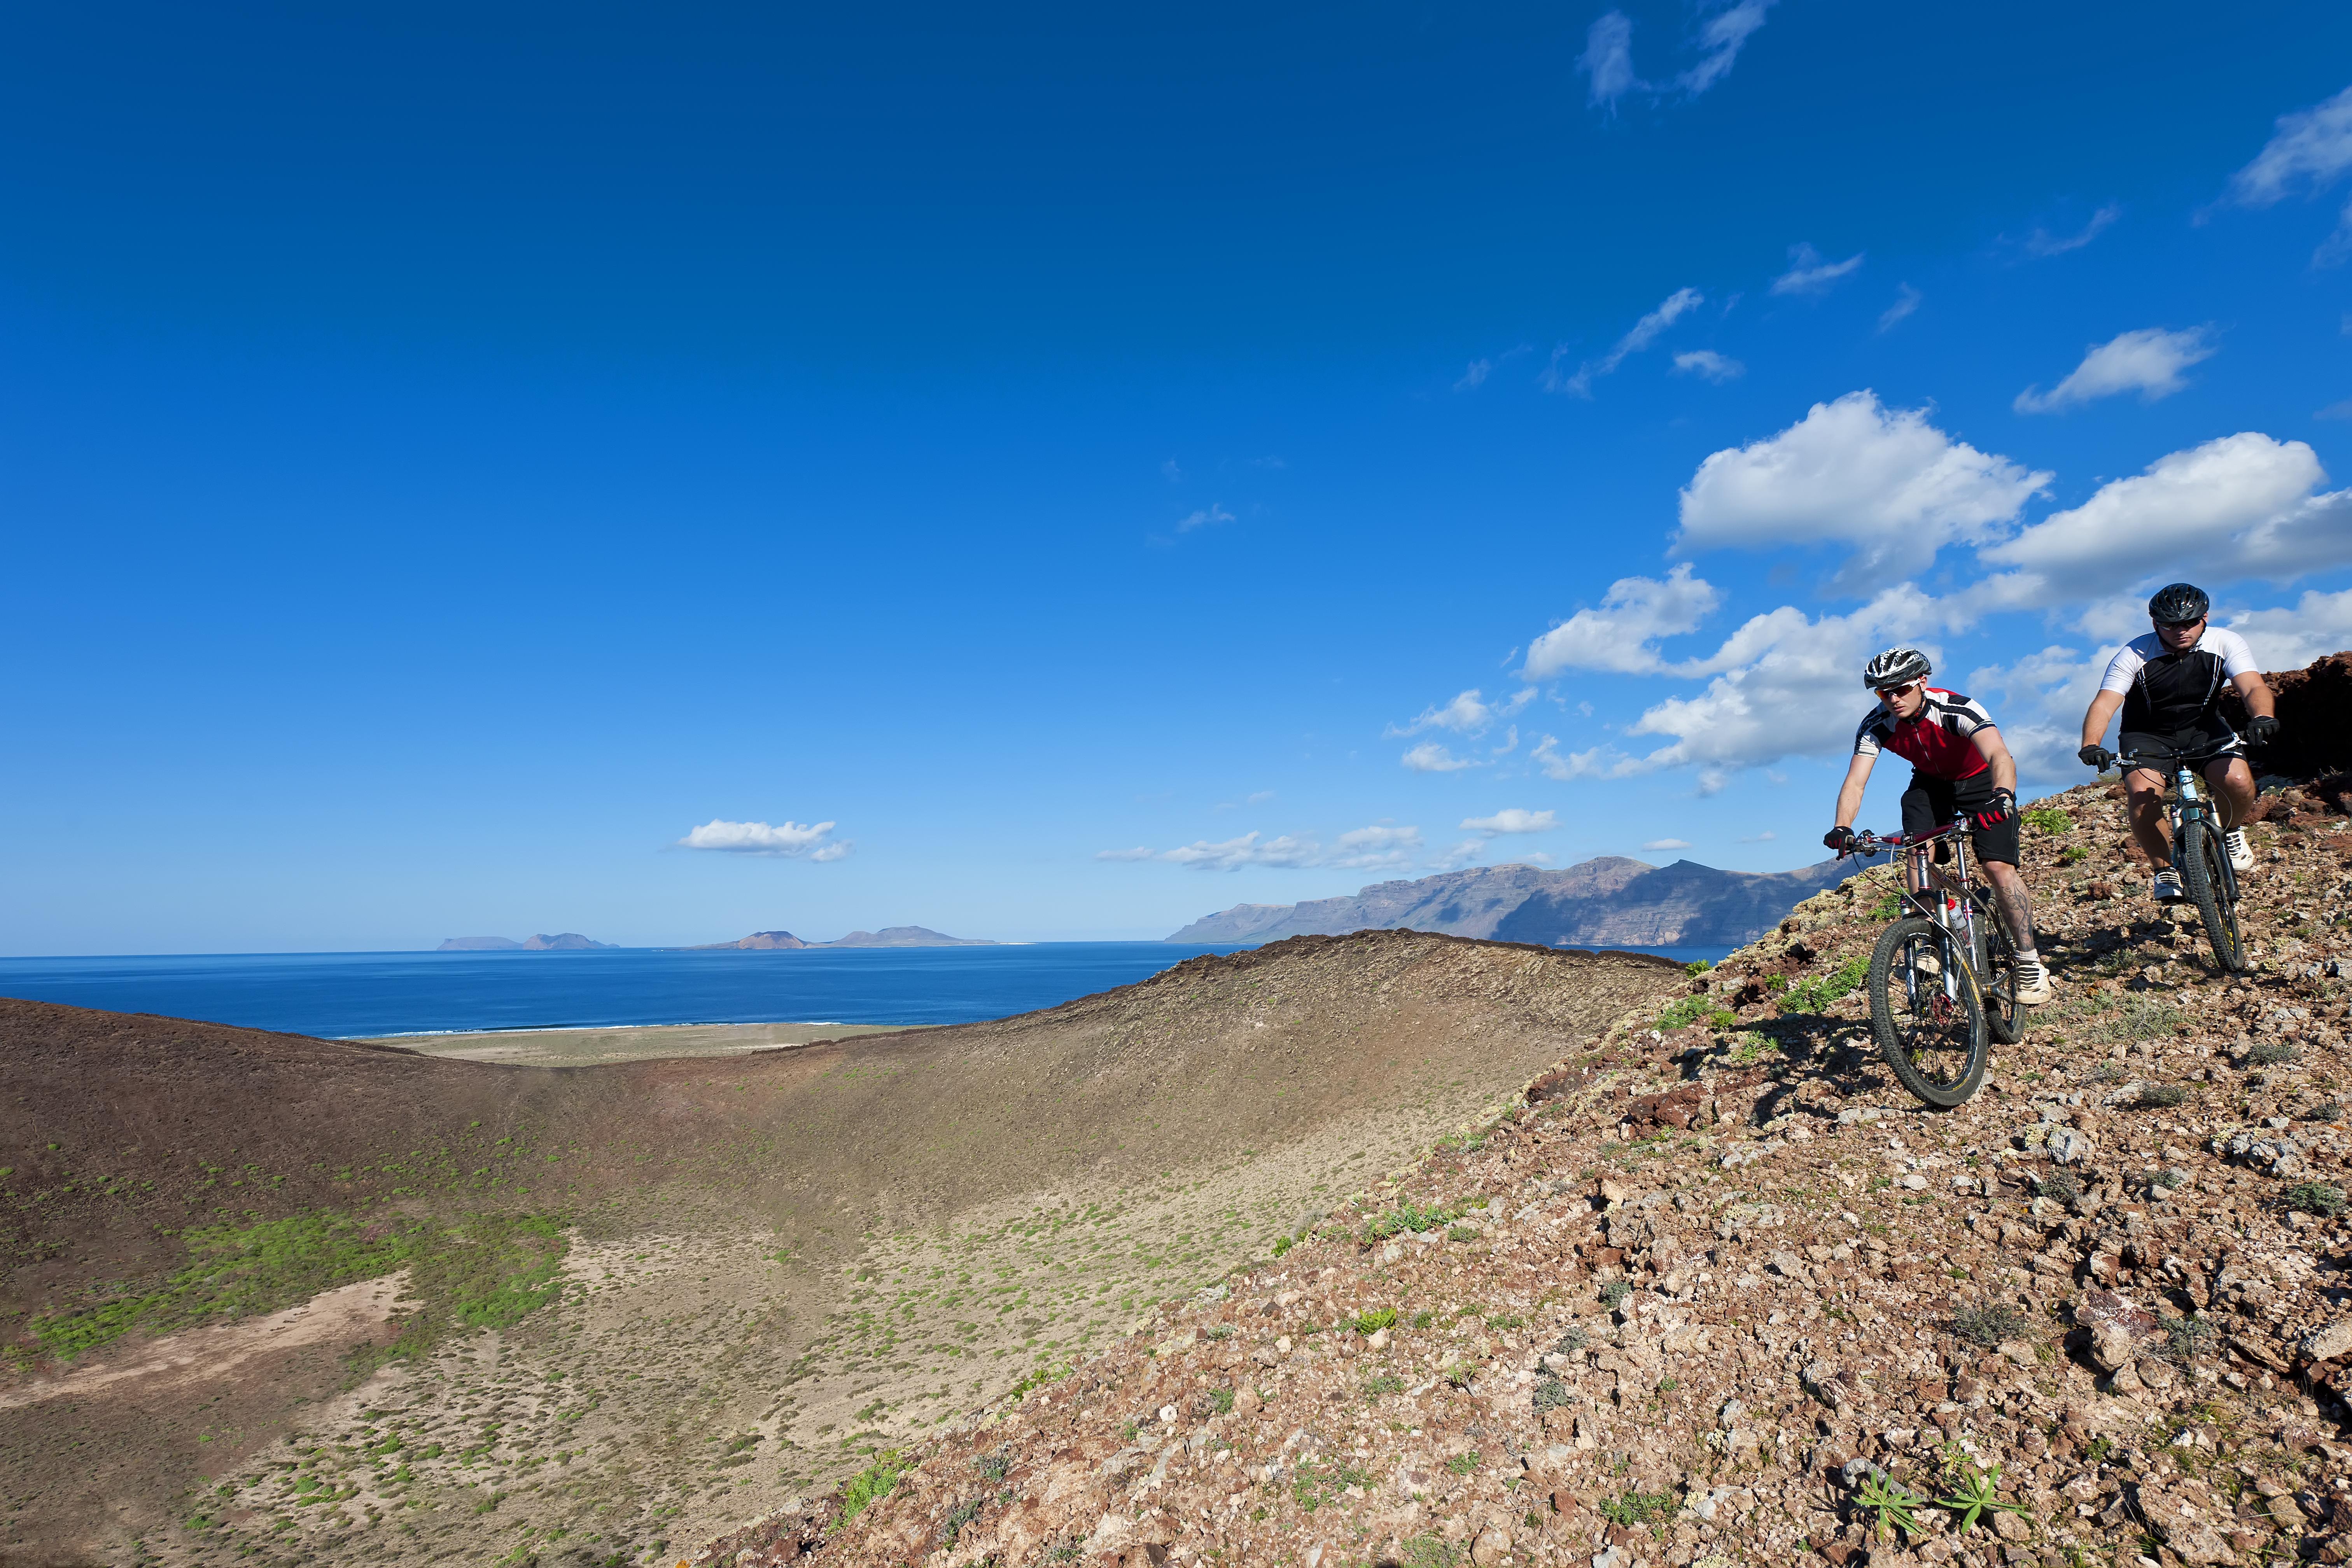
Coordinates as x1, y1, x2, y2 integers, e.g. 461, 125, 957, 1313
1852, 688, 1998, 781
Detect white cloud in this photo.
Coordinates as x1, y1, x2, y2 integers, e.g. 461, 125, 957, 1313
1739, 830, 1778, 842
1963, 644, 2108, 781
1676, 391, 2051, 589
678, 819, 850, 859
1161, 458, 1183, 482
2023, 202, 2122, 257
1643, 838, 1692, 851
1121, 824, 1425, 873
1455, 359, 1493, 391
1578, 11, 1639, 109
1769, 243, 1864, 296
1677, 0, 1773, 95
2225, 587, 2352, 672
1672, 349, 1744, 382
1617, 585, 1967, 789
1876, 284, 1921, 333
1462, 808, 1558, 835
1523, 564, 1723, 679
1400, 742, 1482, 773
1430, 839, 1487, 871
1246, 789, 1276, 803
1549, 287, 1705, 397
2014, 326, 2216, 413
1981, 432, 2352, 603
2222, 84, 2352, 261
1176, 503, 1236, 532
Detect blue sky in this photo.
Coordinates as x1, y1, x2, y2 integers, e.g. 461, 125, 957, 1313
5, 1, 2351, 953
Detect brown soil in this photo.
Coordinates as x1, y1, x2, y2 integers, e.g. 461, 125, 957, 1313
721, 775, 2352, 1568
0, 931, 1684, 1566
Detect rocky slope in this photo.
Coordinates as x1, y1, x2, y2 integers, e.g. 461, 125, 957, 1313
1170, 857, 1859, 948
702, 767, 2352, 1568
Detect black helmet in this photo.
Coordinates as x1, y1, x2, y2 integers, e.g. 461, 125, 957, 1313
1861, 645, 1932, 690
2147, 583, 2210, 626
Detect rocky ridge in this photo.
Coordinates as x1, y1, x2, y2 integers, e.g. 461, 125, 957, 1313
697, 767, 2352, 1568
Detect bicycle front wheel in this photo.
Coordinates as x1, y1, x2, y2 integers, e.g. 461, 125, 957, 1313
2178, 819, 2250, 975
1869, 917, 1989, 1108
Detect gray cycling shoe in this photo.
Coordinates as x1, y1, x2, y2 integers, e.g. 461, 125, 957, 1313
2225, 828, 2254, 873
2151, 868, 2184, 902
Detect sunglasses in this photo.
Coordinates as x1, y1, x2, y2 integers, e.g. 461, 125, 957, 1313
1874, 681, 1922, 699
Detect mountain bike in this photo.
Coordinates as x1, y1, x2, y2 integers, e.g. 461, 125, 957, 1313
1840, 819, 2015, 1108
2110, 745, 2252, 975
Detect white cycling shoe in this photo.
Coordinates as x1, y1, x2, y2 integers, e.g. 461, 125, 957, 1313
2151, 868, 2185, 902
2012, 960, 2052, 1005
2225, 828, 2254, 873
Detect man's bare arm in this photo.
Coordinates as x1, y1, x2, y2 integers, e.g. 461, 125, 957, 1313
2233, 670, 2275, 719
1971, 727, 2018, 795
1833, 752, 1874, 830
2081, 689, 2124, 749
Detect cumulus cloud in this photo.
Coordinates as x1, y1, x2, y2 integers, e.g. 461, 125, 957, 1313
1980, 432, 2352, 603
1532, 736, 1638, 781
1675, 391, 2051, 589
2023, 203, 2122, 257
1769, 242, 1864, 296
1548, 288, 1704, 397
2222, 84, 2352, 262
1579, 2, 1773, 110
1400, 742, 1482, 773
1615, 585, 1967, 790
1642, 838, 1692, 851
1522, 564, 1723, 679
1672, 349, 1744, 382
678, 819, 850, 860
1462, 808, 1558, 835
1430, 839, 1488, 871
1116, 824, 1426, 873
1963, 644, 2109, 780
2014, 326, 2217, 413
1388, 687, 1531, 738
1176, 503, 1236, 532
1876, 285, 1921, 333
2225, 586, 2352, 672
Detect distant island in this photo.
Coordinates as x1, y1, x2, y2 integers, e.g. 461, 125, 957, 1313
683, 925, 998, 950
1166, 855, 1861, 948
436, 933, 617, 952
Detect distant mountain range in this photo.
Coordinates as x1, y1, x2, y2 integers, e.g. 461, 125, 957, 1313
683, 925, 998, 950
1165, 856, 1861, 947
436, 933, 616, 952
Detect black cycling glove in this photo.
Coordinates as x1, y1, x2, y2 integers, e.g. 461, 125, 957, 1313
2246, 714, 2281, 746
1823, 826, 1857, 853
2078, 744, 2115, 770
1972, 788, 2017, 831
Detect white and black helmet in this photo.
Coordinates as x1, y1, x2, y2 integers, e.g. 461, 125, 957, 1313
1861, 645, 1932, 691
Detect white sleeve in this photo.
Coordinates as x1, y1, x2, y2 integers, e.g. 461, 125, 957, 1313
2208, 627, 2259, 679
2097, 640, 2147, 695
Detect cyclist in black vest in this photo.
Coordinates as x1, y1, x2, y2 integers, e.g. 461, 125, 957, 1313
2077, 582, 2278, 903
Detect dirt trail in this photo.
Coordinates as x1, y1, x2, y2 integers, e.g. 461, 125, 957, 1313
710, 770, 2352, 1568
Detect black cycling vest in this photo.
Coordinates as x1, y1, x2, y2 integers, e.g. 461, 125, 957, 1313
2120, 647, 2233, 735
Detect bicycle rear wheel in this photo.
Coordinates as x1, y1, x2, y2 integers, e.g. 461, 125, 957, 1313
1979, 916, 2022, 1046
1869, 917, 1989, 1108
2178, 819, 2250, 975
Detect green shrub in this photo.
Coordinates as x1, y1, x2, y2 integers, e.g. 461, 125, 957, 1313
1653, 994, 1715, 1031
2249, 1040, 2303, 1067
1600, 1489, 1677, 1526
2151, 1168, 2189, 1191
1683, 959, 1714, 975
2023, 807, 2073, 835
2132, 1083, 2189, 1110
1598, 1279, 1631, 1310
2285, 1183, 2347, 1217
1783, 954, 1870, 1014
1445, 1451, 1481, 1477
1949, 1304, 2028, 1349
2032, 1169, 2080, 1202
1531, 1372, 1570, 1414
2157, 1315, 2214, 1363
1350, 1307, 1399, 1335
2309, 1103, 2343, 1123
839, 1451, 905, 1521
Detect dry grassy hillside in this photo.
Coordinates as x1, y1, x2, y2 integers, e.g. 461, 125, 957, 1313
726, 774, 2352, 1568
0, 931, 1684, 1567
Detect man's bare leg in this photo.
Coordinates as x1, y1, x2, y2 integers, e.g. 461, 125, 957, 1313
2124, 767, 2174, 867
2205, 756, 2256, 833
1980, 858, 2048, 1001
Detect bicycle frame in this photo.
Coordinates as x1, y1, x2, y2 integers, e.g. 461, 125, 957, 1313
1847, 818, 1990, 1001
2118, 749, 2241, 905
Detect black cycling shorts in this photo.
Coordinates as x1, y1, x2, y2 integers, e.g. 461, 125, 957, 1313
2118, 725, 2245, 772
1902, 769, 2019, 867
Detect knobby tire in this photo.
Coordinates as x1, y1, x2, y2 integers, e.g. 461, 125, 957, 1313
1869, 917, 1989, 1109
2177, 818, 2250, 975
1979, 915, 2021, 1047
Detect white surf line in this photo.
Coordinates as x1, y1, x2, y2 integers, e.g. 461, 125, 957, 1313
0, 1274, 410, 1410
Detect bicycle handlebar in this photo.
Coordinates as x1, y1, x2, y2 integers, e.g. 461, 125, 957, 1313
1839, 820, 1963, 858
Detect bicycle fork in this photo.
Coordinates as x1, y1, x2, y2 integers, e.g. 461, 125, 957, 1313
2170, 768, 2241, 903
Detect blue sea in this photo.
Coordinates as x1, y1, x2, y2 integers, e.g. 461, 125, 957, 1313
0, 940, 1735, 1041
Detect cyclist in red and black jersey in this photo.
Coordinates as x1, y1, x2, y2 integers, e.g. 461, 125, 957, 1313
1823, 646, 2051, 1005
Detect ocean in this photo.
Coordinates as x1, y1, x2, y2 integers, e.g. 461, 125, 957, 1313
0, 940, 1736, 1041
